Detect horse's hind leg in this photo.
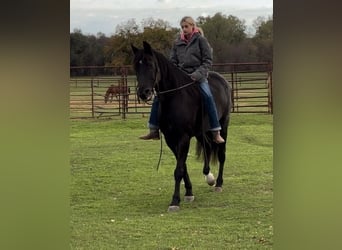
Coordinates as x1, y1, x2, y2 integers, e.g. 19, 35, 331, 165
215, 122, 228, 192
215, 144, 226, 192
202, 140, 211, 175
201, 139, 215, 186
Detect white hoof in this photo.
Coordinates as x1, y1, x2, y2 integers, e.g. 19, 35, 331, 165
167, 205, 180, 212
214, 187, 223, 192
205, 173, 216, 186
184, 196, 195, 202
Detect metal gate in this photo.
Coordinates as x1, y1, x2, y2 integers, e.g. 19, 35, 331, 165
70, 63, 272, 119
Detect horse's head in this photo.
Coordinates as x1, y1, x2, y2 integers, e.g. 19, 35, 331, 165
131, 41, 160, 102
104, 88, 109, 103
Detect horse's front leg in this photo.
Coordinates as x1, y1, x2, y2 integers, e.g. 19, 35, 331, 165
168, 136, 191, 212
183, 163, 195, 202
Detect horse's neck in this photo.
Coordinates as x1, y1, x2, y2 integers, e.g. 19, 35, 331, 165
157, 56, 189, 91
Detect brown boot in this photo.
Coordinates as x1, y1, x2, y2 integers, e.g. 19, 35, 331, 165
212, 131, 225, 144
139, 129, 160, 140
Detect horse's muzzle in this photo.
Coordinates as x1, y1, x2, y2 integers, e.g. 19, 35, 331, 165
137, 88, 153, 102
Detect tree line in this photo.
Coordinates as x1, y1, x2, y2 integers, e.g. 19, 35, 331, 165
70, 12, 272, 68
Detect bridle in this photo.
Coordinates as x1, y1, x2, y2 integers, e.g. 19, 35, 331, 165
143, 79, 196, 105
137, 58, 196, 103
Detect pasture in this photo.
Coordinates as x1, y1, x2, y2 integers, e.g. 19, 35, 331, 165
70, 114, 273, 249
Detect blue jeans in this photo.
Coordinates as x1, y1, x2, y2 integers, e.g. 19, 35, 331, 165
198, 79, 221, 131
148, 97, 159, 129
148, 79, 221, 131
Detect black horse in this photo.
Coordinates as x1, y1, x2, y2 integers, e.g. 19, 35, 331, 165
132, 41, 232, 212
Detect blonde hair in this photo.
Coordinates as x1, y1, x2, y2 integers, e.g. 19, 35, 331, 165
179, 16, 196, 27
197, 27, 204, 36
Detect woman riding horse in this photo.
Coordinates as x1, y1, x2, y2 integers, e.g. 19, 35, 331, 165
139, 16, 225, 144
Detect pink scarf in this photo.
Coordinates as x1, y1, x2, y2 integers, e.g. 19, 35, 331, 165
180, 27, 200, 43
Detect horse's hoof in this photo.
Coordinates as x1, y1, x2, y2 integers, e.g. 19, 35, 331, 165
167, 205, 180, 212
184, 196, 195, 202
205, 173, 216, 186
214, 187, 223, 192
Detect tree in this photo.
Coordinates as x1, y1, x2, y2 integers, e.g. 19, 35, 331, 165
253, 16, 273, 62
70, 29, 88, 66
115, 18, 140, 38
197, 13, 247, 63
104, 18, 179, 66
104, 34, 132, 66
140, 18, 178, 56
70, 29, 109, 67
70, 13, 273, 69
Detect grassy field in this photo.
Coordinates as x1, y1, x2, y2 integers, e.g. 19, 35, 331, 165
70, 114, 273, 249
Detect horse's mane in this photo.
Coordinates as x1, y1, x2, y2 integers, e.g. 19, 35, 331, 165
132, 43, 191, 83
151, 49, 194, 90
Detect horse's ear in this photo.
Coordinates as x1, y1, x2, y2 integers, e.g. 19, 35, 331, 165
143, 41, 153, 55
131, 44, 139, 55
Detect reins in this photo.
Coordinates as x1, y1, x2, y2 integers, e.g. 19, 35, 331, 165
156, 133, 163, 171
156, 81, 196, 95
154, 80, 196, 171
155, 93, 209, 172
150, 56, 195, 170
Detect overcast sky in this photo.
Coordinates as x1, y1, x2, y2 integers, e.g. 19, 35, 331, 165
70, 0, 273, 36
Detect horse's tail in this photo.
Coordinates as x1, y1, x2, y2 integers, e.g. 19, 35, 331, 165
195, 139, 219, 165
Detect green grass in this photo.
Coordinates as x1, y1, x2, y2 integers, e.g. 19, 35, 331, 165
70, 114, 273, 249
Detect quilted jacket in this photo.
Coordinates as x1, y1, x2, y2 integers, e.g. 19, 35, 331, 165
169, 32, 213, 81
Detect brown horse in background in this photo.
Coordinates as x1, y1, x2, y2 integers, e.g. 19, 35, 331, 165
104, 84, 130, 103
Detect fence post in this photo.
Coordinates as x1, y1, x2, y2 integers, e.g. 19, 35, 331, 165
267, 62, 273, 114
91, 78, 94, 118
268, 72, 273, 114
120, 67, 128, 119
